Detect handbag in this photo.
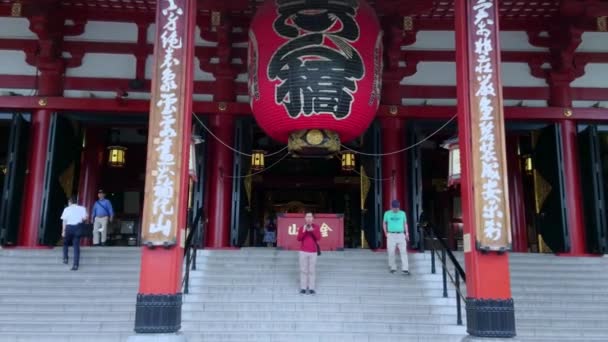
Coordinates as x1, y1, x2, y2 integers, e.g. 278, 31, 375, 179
310, 230, 321, 256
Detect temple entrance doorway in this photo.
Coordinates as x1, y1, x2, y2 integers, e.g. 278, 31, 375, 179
228, 119, 382, 249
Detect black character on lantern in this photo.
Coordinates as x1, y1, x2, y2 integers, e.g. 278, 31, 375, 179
268, 0, 364, 119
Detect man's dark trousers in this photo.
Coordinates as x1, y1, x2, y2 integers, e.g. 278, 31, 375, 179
63, 224, 82, 267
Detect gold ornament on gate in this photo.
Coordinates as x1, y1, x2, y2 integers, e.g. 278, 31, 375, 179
288, 129, 340, 157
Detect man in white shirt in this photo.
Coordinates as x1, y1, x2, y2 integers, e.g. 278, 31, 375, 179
61, 195, 88, 271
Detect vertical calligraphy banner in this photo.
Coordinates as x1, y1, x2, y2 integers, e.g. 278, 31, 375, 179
468, 0, 512, 251
141, 0, 189, 246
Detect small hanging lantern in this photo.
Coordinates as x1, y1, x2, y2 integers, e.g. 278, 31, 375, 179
442, 137, 460, 187
523, 155, 533, 175
251, 150, 265, 171
341, 152, 356, 172
107, 146, 127, 168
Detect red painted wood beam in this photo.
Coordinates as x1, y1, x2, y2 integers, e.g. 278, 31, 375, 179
1, 96, 607, 120
5, 75, 608, 102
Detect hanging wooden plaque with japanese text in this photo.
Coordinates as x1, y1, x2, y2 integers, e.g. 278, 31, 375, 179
468, 0, 512, 251
141, 0, 189, 247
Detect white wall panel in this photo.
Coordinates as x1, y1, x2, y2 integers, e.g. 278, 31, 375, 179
578, 32, 608, 52
64, 90, 151, 100
0, 51, 36, 75
66, 54, 135, 78
573, 101, 608, 108
64, 21, 137, 42
500, 63, 547, 87
0, 18, 35, 39
401, 62, 456, 85
193, 94, 213, 101
571, 64, 608, 88
0, 88, 33, 96
402, 31, 547, 51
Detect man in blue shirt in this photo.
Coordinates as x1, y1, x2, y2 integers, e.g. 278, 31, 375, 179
383, 200, 410, 275
91, 189, 114, 246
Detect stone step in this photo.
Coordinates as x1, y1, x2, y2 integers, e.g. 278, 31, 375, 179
0, 287, 137, 295
0, 322, 132, 333
0, 311, 134, 322
0, 280, 138, 287
0, 303, 135, 313
0, 333, 131, 342
0, 264, 141, 272
185, 302, 462, 315
183, 293, 454, 306
185, 332, 467, 342
517, 317, 608, 328
181, 310, 463, 325
181, 321, 466, 334
184, 284, 452, 295
516, 326, 608, 338
0, 295, 135, 304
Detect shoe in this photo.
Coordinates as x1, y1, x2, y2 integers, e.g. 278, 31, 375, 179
63, 258, 68, 264
299, 289, 306, 294
308, 290, 316, 295
390, 269, 396, 274
402, 270, 410, 275
71, 265, 79, 271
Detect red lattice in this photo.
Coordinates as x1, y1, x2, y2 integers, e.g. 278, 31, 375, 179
60, 0, 157, 12
0, 0, 563, 22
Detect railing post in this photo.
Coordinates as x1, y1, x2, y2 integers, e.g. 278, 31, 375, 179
431, 245, 436, 274
192, 244, 197, 270
184, 248, 191, 294
456, 272, 463, 325
419, 226, 425, 253
442, 249, 448, 298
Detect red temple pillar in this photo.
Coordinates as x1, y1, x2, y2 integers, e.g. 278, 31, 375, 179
132, 0, 196, 336
205, 114, 235, 248
18, 109, 52, 247
506, 136, 528, 252
77, 128, 106, 246
18, 15, 65, 247
380, 117, 406, 209
549, 79, 587, 255
204, 15, 237, 249
455, 0, 515, 337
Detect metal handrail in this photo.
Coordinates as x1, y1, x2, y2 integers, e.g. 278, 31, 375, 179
182, 208, 204, 294
426, 226, 467, 326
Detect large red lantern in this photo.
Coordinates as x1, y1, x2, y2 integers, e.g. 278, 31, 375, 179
248, 0, 383, 155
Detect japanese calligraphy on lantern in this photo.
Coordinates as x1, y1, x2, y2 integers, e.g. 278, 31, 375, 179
141, 0, 187, 247
268, 0, 364, 119
248, 0, 381, 144
468, 0, 511, 251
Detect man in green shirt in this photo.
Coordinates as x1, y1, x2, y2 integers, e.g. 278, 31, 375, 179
383, 200, 409, 275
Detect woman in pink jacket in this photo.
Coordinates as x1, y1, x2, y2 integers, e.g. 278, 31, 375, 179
297, 212, 321, 295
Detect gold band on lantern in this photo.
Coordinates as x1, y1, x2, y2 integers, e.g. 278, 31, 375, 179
288, 129, 340, 156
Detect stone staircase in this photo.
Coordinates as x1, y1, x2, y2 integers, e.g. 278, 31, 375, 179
0, 247, 140, 342
508, 253, 608, 341
182, 249, 467, 341
1, 247, 607, 341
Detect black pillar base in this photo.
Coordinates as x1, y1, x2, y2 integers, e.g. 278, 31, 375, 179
466, 297, 516, 338
134, 293, 182, 334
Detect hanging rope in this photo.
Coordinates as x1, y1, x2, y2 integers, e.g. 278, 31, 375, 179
192, 113, 288, 158
223, 152, 292, 179
341, 114, 457, 157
